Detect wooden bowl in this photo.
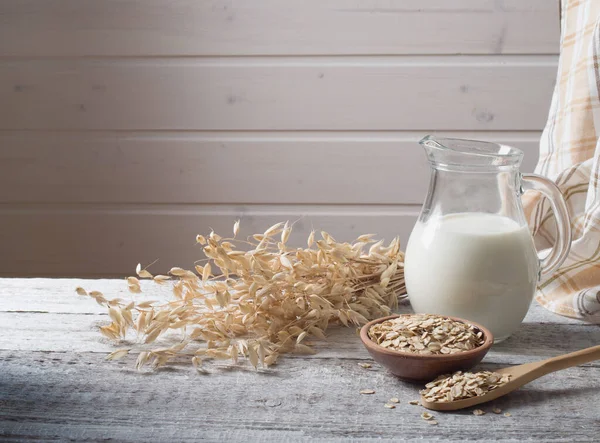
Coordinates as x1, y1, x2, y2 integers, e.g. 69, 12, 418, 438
359, 314, 494, 382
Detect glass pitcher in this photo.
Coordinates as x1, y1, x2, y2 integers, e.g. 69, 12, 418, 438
404, 136, 571, 341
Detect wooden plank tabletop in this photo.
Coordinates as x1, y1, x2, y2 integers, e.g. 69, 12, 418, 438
2, 278, 600, 442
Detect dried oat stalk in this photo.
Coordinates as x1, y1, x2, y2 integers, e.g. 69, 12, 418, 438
79, 221, 406, 370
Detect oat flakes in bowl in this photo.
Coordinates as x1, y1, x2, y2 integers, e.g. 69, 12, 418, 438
359, 314, 494, 382
368, 314, 485, 355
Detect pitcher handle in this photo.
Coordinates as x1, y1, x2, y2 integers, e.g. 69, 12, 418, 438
521, 173, 572, 276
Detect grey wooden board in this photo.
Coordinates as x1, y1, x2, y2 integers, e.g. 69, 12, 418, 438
0, 57, 556, 131
2, 278, 600, 442
2, 353, 600, 442
0, 278, 585, 322
0, 0, 560, 56
0, 131, 540, 205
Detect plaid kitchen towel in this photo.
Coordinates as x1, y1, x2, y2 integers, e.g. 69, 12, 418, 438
524, 0, 600, 320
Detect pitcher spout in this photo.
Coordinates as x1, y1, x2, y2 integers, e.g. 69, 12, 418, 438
419, 135, 523, 171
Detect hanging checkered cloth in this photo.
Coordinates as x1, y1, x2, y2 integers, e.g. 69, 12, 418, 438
525, 0, 600, 320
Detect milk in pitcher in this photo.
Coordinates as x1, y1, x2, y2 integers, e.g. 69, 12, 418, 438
405, 213, 539, 341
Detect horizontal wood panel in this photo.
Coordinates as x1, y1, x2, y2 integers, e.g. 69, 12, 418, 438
0, 0, 560, 57
2, 352, 600, 442
0, 132, 540, 204
0, 57, 557, 131
0, 205, 418, 277
0, 279, 579, 327
2, 309, 597, 358
0, 278, 590, 359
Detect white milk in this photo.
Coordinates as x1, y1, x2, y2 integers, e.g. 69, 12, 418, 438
404, 213, 539, 341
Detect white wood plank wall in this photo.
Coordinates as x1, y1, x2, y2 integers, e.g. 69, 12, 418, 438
0, 0, 559, 276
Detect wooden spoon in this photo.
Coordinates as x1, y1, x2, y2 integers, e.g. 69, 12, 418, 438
421, 344, 600, 411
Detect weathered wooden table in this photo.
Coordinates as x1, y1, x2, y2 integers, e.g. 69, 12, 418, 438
2, 278, 600, 442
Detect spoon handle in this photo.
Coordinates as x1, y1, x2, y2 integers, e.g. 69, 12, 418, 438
539, 344, 600, 374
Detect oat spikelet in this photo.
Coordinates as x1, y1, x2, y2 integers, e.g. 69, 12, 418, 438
136, 263, 153, 279
106, 349, 130, 360
79, 221, 406, 370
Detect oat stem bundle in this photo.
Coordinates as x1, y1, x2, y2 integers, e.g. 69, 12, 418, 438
78, 221, 406, 370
